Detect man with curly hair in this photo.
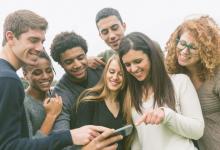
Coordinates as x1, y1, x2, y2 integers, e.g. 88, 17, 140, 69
50, 31, 122, 150
165, 15, 220, 150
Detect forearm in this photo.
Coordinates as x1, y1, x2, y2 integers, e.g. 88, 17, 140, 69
162, 107, 204, 139
40, 114, 57, 135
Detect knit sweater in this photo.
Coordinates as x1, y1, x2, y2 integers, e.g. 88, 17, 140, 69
131, 74, 204, 150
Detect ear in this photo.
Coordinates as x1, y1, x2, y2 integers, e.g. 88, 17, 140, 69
5, 31, 15, 45
122, 22, 126, 31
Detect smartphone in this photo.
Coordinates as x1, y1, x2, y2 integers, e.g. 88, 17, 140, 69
112, 124, 133, 136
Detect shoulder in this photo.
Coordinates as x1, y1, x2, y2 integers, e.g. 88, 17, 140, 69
77, 100, 97, 111
98, 49, 115, 62
53, 74, 72, 94
169, 73, 191, 84
214, 66, 220, 79
0, 60, 20, 81
169, 73, 193, 91
88, 67, 103, 76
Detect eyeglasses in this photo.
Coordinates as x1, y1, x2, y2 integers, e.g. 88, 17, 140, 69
176, 39, 198, 54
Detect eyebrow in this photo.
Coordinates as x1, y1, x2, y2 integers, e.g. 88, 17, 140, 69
29, 36, 45, 43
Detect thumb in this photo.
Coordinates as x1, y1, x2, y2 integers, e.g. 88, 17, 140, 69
135, 113, 147, 126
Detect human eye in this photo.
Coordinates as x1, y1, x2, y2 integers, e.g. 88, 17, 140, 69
124, 63, 131, 67
111, 24, 119, 31
101, 29, 108, 35
177, 40, 186, 50
189, 43, 197, 50
64, 59, 73, 65
109, 69, 115, 74
134, 59, 142, 64
118, 71, 123, 76
46, 68, 53, 73
29, 37, 40, 43
32, 69, 42, 76
179, 40, 187, 46
77, 54, 86, 60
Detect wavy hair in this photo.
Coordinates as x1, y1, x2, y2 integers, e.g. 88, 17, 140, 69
76, 54, 126, 109
165, 15, 220, 80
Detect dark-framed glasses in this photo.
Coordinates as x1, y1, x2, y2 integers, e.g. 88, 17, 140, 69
176, 39, 198, 54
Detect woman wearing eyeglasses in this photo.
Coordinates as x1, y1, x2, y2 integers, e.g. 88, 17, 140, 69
165, 15, 220, 150
22, 51, 63, 139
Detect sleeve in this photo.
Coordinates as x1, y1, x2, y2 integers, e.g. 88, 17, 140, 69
52, 90, 73, 132
0, 77, 73, 150
97, 51, 105, 58
24, 101, 34, 138
214, 69, 220, 98
33, 130, 47, 139
162, 74, 204, 140
97, 50, 110, 63
24, 99, 47, 139
75, 101, 95, 128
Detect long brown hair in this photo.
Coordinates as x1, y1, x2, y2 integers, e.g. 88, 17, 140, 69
119, 32, 176, 149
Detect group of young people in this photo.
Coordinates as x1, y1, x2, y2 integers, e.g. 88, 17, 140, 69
0, 7, 219, 150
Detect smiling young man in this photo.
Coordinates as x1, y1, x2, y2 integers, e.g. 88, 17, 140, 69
0, 10, 121, 150
0, 9, 74, 150
88, 8, 126, 68
51, 31, 114, 149
88, 8, 163, 69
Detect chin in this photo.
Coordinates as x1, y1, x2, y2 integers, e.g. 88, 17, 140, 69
178, 61, 187, 66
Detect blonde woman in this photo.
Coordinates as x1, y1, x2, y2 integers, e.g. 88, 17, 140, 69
76, 54, 126, 150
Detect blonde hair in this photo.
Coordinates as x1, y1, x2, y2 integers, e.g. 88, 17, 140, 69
165, 15, 220, 80
76, 54, 126, 109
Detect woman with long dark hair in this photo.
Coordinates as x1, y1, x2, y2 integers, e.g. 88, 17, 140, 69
118, 32, 204, 150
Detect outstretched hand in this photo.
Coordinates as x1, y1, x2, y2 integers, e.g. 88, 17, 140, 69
135, 108, 165, 126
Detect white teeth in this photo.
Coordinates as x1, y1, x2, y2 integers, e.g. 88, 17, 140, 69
40, 82, 50, 86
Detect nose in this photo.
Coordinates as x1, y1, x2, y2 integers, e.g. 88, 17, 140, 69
35, 42, 44, 53
42, 71, 50, 80
73, 59, 82, 69
180, 47, 190, 55
112, 73, 118, 80
109, 31, 116, 41
130, 64, 138, 73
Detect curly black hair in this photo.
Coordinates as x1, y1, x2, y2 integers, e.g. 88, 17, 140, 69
50, 31, 88, 63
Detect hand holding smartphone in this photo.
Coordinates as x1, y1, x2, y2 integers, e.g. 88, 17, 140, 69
112, 124, 133, 137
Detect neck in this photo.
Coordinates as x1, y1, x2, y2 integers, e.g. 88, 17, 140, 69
67, 72, 87, 84
185, 64, 200, 79
26, 87, 46, 101
106, 91, 119, 102
0, 45, 22, 70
